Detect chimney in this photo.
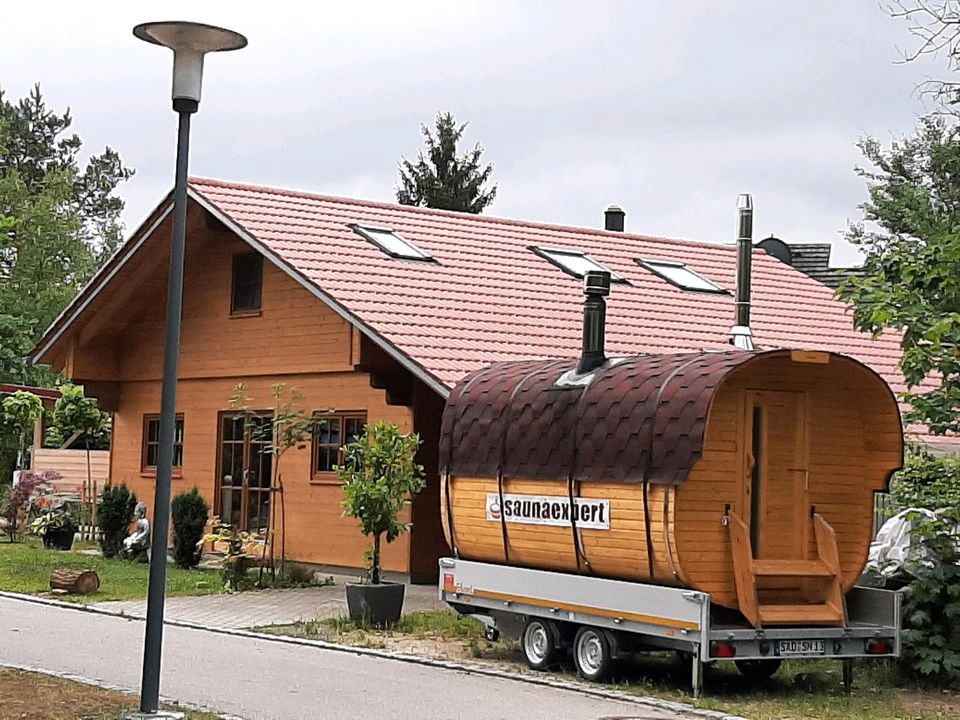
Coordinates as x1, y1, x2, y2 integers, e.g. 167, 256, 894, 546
604, 205, 625, 232
730, 193, 755, 351
577, 270, 611, 374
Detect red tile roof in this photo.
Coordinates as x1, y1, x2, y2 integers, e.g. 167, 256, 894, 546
188, 177, 905, 392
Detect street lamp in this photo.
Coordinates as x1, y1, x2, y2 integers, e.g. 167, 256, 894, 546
131, 21, 246, 719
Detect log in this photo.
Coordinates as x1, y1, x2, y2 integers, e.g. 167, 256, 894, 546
49, 569, 100, 595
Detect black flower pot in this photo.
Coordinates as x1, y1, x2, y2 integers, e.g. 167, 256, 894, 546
43, 526, 75, 551
345, 581, 405, 627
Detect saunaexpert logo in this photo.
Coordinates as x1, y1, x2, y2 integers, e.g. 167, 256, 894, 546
485, 493, 610, 530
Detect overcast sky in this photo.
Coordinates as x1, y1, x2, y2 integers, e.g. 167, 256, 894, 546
2, 1, 945, 265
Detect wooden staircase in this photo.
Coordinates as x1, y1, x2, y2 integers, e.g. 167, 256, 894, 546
727, 511, 846, 628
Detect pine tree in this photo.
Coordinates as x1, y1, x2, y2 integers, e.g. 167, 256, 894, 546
396, 112, 497, 213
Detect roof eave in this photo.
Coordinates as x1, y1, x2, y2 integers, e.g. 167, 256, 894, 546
29, 193, 175, 365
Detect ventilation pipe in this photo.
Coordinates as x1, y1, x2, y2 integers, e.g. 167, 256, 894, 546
730, 193, 755, 351
604, 205, 625, 232
577, 270, 611, 374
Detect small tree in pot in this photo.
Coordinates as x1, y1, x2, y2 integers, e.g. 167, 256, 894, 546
337, 421, 425, 626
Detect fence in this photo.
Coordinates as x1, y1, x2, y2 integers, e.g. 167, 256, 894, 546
873, 492, 896, 538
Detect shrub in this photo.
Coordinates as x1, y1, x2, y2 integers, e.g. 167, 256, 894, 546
171, 487, 209, 568
98, 484, 137, 557
337, 421, 425, 584
1, 470, 58, 542
890, 446, 960, 511
899, 507, 960, 686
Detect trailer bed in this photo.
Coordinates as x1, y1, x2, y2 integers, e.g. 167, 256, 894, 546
439, 557, 900, 695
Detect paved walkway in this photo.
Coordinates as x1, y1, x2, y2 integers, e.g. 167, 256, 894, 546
1, 596, 696, 720
92, 574, 447, 629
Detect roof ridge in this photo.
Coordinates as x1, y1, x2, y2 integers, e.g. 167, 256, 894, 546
187, 176, 733, 253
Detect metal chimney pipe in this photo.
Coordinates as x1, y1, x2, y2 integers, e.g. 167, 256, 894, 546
578, 270, 611, 374
731, 193, 755, 350
604, 205, 625, 232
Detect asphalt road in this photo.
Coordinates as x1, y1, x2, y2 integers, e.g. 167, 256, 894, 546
0, 597, 694, 720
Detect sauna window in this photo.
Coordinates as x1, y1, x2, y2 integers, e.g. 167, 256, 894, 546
311, 412, 367, 482
351, 224, 434, 261
141, 414, 184, 473
531, 246, 625, 281
231, 253, 264, 314
636, 259, 726, 293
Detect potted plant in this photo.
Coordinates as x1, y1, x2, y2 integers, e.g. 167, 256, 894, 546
28, 499, 76, 551
337, 421, 425, 626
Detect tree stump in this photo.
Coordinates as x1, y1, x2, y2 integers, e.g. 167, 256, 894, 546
49, 569, 100, 595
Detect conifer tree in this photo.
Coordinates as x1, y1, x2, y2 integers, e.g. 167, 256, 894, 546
396, 112, 497, 213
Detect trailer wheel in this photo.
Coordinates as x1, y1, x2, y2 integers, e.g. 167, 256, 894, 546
521, 618, 560, 670
573, 626, 614, 682
734, 659, 782, 681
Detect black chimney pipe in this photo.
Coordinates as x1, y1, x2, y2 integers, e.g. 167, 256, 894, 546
732, 193, 755, 350
577, 270, 611, 374
604, 205, 625, 232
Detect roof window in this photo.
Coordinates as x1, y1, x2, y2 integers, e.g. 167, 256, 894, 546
636, 258, 726, 293
532, 247, 624, 281
351, 224, 432, 261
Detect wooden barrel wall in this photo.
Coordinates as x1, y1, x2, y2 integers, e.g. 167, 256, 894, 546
440, 350, 903, 611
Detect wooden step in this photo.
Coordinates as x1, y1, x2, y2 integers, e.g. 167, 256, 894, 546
751, 559, 833, 578
758, 603, 843, 625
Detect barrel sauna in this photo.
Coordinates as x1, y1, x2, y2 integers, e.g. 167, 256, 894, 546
439, 349, 903, 627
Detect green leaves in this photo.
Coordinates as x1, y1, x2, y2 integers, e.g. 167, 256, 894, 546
840, 115, 960, 435
397, 112, 497, 214
898, 506, 960, 686
337, 421, 426, 583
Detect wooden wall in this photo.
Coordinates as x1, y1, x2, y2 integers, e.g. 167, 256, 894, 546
112, 374, 413, 573
60, 211, 422, 575
31, 449, 110, 494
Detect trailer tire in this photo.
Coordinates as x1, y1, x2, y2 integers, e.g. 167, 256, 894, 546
522, 618, 561, 670
734, 659, 782, 681
573, 626, 614, 682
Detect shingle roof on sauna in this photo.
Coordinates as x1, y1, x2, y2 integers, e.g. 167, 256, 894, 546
34, 176, 912, 415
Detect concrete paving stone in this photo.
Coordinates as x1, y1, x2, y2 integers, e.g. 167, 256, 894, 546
92, 573, 446, 629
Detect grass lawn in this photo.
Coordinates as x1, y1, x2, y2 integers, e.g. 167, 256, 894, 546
0, 668, 220, 720
266, 609, 960, 720
0, 538, 222, 602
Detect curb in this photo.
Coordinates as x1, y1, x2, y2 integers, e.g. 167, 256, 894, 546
0, 591, 746, 720
0, 660, 243, 720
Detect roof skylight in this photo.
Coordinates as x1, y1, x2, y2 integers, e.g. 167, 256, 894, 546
636, 258, 726, 293
351, 224, 432, 261
532, 247, 624, 281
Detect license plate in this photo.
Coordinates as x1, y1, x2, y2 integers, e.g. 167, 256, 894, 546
776, 639, 825, 656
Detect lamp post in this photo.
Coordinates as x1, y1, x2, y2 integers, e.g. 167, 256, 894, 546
131, 21, 246, 719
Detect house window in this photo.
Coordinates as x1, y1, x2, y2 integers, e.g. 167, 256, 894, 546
312, 412, 367, 480
231, 253, 263, 314
350, 224, 433, 261
142, 414, 184, 472
636, 259, 726, 293
531, 246, 624, 281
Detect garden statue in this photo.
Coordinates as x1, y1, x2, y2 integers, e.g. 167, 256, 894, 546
122, 502, 150, 562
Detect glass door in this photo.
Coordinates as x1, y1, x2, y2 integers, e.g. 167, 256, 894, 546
217, 412, 274, 533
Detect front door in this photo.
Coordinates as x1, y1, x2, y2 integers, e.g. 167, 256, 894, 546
217, 412, 273, 533
744, 390, 808, 560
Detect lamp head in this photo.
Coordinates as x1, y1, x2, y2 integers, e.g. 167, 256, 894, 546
134, 21, 247, 111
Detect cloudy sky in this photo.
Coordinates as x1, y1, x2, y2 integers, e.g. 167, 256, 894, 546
2, 1, 945, 265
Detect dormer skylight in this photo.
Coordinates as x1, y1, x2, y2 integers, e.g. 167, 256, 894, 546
636, 258, 726, 293
532, 246, 624, 282
351, 224, 433, 261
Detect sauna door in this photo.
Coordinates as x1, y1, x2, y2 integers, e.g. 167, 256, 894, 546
744, 390, 809, 560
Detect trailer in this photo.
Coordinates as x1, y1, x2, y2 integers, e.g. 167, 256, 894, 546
439, 557, 901, 697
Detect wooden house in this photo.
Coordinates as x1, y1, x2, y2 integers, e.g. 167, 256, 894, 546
28, 178, 932, 582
